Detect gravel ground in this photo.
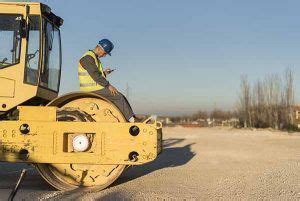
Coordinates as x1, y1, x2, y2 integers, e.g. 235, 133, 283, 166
0, 127, 300, 200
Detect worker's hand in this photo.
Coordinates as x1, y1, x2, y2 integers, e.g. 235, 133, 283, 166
104, 67, 114, 75
108, 85, 119, 96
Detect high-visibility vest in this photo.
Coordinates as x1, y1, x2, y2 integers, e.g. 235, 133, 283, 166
78, 50, 106, 92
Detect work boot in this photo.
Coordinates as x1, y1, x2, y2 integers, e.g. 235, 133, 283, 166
134, 114, 147, 122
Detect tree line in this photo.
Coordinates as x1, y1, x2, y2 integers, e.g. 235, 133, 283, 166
170, 109, 236, 123
170, 69, 296, 130
237, 69, 295, 129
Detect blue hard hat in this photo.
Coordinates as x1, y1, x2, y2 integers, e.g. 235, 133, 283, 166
98, 39, 114, 56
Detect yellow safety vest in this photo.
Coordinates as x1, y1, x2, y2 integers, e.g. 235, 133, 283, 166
78, 50, 106, 92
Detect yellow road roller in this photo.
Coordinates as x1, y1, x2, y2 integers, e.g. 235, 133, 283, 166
0, 2, 162, 191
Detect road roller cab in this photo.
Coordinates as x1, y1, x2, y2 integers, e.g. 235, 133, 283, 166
0, 2, 162, 191
0, 2, 63, 115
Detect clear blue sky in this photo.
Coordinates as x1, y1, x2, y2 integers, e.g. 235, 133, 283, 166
42, 0, 300, 116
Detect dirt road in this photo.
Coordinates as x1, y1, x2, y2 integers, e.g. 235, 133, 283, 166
0, 127, 300, 200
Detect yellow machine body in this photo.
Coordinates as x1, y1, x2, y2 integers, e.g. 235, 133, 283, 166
1, 106, 162, 165
0, 2, 162, 190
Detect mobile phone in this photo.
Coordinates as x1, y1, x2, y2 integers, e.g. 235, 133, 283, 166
107, 69, 116, 73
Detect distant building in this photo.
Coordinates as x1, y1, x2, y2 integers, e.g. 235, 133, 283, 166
293, 105, 300, 128
165, 117, 173, 124
221, 118, 239, 127
157, 116, 174, 126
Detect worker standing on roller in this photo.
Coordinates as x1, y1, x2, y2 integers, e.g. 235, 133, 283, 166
78, 39, 136, 122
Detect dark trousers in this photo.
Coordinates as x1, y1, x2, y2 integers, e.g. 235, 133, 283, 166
93, 88, 134, 121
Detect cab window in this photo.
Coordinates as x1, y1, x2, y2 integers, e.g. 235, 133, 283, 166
25, 15, 40, 85
40, 18, 61, 91
0, 14, 22, 68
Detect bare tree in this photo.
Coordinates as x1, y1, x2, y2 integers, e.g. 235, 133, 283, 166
210, 109, 230, 120
281, 68, 294, 127
251, 80, 266, 127
238, 75, 251, 127
192, 110, 209, 120
264, 74, 281, 129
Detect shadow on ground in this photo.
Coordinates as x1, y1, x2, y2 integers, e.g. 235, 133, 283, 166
114, 138, 196, 186
0, 163, 55, 191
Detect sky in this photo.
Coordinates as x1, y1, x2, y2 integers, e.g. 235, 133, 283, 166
34, 0, 300, 115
